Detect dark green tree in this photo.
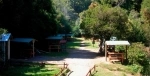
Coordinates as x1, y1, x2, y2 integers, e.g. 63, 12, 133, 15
0, 0, 58, 39
80, 3, 129, 40
121, 0, 143, 12
127, 10, 146, 42
70, 0, 91, 13
140, 0, 150, 47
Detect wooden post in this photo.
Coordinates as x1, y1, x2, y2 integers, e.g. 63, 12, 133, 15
8, 40, 10, 59
94, 65, 96, 71
32, 40, 35, 57
105, 44, 107, 61
90, 69, 91, 75
64, 62, 65, 68
126, 45, 127, 59
4, 42, 5, 65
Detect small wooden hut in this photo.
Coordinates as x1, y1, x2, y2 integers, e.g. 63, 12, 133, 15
105, 41, 130, 63
0, 33, 11, 64
11, 38, 36, 58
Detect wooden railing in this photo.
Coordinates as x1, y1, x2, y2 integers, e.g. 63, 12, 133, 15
49, 45, 60, 52
107, 51, 124, 63
55, 62, 69, 76
86, 65, 97, 76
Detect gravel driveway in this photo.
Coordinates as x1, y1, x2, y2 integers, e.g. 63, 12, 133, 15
21, 41, 109, 76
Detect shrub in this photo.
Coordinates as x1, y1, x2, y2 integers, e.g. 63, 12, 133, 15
0, 28, 8, 34
127, 42, 150, 75
115, 45, 125, 53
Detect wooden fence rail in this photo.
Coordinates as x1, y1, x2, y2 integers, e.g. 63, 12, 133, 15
55, 62, 68, 76
86, 65, 96, 76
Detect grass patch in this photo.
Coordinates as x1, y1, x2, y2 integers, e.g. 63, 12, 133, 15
92, 67, 126, 76
83, 39, 100, 49
66, 38, 83, 49
0, 64, 60, 76
92, 63, 141, 76
66, 37, 100, 49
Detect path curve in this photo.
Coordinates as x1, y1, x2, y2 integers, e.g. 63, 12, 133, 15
65, 41, 109, 76
25, 41, 110, 76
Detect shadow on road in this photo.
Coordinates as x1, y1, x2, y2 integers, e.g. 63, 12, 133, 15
10, 39, 105, 63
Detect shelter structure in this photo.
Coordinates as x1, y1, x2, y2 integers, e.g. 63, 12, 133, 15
0, 33, 11, 64
46, 35, 67, 52
105, 41, 130, 63
11, 38, 36, 58
57, 33, 73, 41
66, 34, 73, 41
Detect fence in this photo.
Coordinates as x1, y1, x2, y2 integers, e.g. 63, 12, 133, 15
86, 65, 97, 76
55, 62, 69, 76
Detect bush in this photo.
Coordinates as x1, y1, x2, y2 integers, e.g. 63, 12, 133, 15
0, 28, 8, 34
115, 45, 125, 53
127, 42, 150, 75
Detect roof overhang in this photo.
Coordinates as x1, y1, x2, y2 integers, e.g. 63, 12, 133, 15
0, 33, 11, 41
46, 36, 63, 40
105, 41, 130, 45
11, 38, 35, 43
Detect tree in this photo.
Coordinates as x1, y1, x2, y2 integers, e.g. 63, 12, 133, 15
127, 10, 146, 42
52, 0, 92, 36
140, 0, 150, 48
0, 28, 7, 34
70, 0, 91, 13
0, 0, 58, 39
121, 0, 143, 12
79, 3, 129, 40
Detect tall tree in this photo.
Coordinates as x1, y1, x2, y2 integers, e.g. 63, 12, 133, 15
121, 0, 143, 12
141, 0, 150, 48
0, 0, 58, 39
70, 0, 91, 13
79, 3, 129, 40
127, 10, 146, 42
53, 0, 92, 36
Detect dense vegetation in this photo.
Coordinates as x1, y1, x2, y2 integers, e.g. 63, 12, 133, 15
79, 0, 150, 75
0, 0, 150, 75
0, 0, 58, 39
0, 0, 150, 43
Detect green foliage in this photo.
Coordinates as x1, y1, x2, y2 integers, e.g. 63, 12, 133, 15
66, 38, 83, 49
71, 18, 82, 37
0, 64, 60, 76
127, 42, 150, 75
142, 24, 150, 46
127, 10, 146, 42
121, 0, 142, 12
115, 45, 125, 52
0, 28, 7, 34
126, 64, 142, 75
53, 0, 78, 21
56, 14, 72, 34
0, 0, 57, 39
70, 0, 91, 13
72, 24, 81, 37
140, 0, 150, 46
128, 42, 146, 64
80, 3, 129, 39
96, 63, 142, 75
141, 0, 150, 23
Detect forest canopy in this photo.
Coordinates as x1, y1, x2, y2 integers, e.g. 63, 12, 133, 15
0, 0, 58, 39
0, 0, 150, 45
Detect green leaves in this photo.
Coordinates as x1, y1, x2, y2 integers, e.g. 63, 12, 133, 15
0, 28, 7, 34
80, 3, 128, 39
0, 0, 58, 38
127, 42, 150, 75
